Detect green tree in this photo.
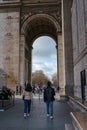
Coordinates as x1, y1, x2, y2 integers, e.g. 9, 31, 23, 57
32, 70, 49, 86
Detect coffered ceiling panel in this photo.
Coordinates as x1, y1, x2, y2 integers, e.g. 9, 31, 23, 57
25, 17, 57, 45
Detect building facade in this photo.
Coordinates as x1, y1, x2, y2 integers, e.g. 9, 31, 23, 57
0, 0, 87, 100
71, 0, 87, 100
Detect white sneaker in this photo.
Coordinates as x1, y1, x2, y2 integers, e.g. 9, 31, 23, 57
47, 114, 49, 117
24, 113, 27, 118
50, 116, 53, 119
27, 114, 30, 117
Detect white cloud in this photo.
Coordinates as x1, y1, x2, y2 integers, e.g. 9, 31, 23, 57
32, 36, 57, 80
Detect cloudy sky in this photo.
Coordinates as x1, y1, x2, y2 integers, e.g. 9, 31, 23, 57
32, 36, 57, 80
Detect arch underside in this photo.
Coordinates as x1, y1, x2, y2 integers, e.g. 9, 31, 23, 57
21, 0, 62, 46
22, 17, 61, 46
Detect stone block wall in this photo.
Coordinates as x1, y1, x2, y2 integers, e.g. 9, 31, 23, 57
62, 0, 74, 96
22, 0, 57, 3
71, 0, 78, 61
72, 0, 87, 99
0, 8, 20, 89
0, 0, 20, 3
85, 0, 87, 43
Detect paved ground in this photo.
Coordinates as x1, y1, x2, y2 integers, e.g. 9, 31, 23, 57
0, 94, 73, 130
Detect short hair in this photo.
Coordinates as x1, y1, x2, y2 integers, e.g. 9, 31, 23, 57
47, 81, 51, 87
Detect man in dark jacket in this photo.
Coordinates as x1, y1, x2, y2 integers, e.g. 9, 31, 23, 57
44, 81, 55, 119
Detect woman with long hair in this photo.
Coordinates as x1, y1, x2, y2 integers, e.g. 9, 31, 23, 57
23, 82, 33, 118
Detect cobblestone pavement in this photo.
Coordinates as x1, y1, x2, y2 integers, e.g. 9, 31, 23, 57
0, 94, 73, 130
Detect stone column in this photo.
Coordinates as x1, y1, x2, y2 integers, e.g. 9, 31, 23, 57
25, 58, 29, 82
56, 44, 59, 89
28, 46, 33, 84
57, 34, 65, 95
19, 34, 25, 87
62, 0, 74, 96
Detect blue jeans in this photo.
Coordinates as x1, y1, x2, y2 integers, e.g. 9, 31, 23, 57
46, 101, 53, 116
24, 99, 31, 114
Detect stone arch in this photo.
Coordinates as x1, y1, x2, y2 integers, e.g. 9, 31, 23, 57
20, 13, 65, 94
21, 13, 61, 35
32, 34, 57, 45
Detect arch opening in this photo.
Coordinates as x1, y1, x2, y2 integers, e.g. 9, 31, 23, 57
20, 13, 65, 94
21, 15, 60, 86
32, 36, 57, 82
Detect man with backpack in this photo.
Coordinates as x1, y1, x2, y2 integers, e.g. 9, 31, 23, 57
44, 81, 55, 119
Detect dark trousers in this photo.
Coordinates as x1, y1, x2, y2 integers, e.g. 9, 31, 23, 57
24, 99, 31, 114
46, 101, 53, 116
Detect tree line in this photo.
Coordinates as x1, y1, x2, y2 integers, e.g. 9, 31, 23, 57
32, 70, 58, 87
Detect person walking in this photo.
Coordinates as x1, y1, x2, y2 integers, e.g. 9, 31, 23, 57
22, 82, 33, 118
44, 81, 55, 119
19, 85, 22, 95
16, 85, 19, 95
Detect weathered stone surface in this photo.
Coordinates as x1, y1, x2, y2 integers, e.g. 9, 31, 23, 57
62, 0, 74, 96
0, 0, 86, 101
0, 10, 20, 89
72, 0, 87, 99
